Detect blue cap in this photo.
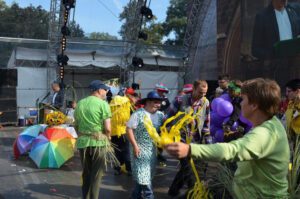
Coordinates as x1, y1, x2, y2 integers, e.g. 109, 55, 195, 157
89, 80, 110, 91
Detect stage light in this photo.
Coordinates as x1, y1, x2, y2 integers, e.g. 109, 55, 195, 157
138, 31, 148, 40
140, 6, 153, 20
61, 36, 67, 51
57, 54, 69, 65
61, 25, 70, 36
63, 0, 75, 10
63, 10, 69, 24
60, 66, 64, 79
132, 56, 144, 68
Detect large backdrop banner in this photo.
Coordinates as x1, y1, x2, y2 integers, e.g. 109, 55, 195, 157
130, 71, 180, 102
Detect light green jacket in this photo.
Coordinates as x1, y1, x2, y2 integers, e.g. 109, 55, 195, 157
191, 116, 289, 198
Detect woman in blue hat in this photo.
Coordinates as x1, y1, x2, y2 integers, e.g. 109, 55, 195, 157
126, 91, 164, 199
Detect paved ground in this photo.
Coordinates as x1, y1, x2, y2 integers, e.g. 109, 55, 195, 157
0, 127, 188, 199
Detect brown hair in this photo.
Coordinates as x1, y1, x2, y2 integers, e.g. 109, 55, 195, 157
193, 80, 208, 89
218, 74, 230, 81
241, 78, 281, 117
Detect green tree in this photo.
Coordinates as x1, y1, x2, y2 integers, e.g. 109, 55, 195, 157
119, 0, 141, 41
119, 0, 164, 44
163, 0, 187, 45
68, 21, 85, 38
119, 0, 187, 45
0, 2, 84, 39
88, 32, 118, 40
0, 3, 49, 38
142, 22, 164, 44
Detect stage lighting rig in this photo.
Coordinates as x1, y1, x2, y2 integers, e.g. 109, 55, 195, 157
61, 25, 70, 36
138, 31, 148, 41
140, 6, 153, 20
57, 54, 69, 66
63, 0, 75, 10
132, 56, 144, 68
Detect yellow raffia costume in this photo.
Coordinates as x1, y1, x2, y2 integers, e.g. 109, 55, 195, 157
110, 96, 131, 137
143, 107, 211, 199
286, 102, 300, 138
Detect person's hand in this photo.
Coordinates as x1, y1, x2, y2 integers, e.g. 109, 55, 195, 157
222, 124, 231, 133
106, 134, 111, 141
164, 142, 190, 159
133, 145, 141, 158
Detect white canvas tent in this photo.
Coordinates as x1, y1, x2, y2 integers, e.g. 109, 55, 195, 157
6, 39, 186, 118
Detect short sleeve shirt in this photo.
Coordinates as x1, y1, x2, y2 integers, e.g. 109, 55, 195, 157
74, 96, 112, 148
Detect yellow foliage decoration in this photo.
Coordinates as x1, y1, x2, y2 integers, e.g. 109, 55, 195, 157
143, 97, 211, 199
110, 96, 131, 137
46, 111, 66, 126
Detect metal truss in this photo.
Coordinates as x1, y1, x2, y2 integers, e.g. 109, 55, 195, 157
183, 0, 212, 81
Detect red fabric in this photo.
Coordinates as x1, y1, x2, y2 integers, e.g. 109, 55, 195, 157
13, 140, 20, 159
125, 88, 135, 95
279, 98, 289, 114
183, 84, 193, 93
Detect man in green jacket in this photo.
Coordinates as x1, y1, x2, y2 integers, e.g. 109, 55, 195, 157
74, 80, 112, 199
165, 78, 290, 198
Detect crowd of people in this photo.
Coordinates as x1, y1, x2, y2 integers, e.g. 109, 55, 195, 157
51, 73, 300, 199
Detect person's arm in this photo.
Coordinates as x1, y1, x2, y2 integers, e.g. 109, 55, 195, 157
104, 118, 111, 140
126, 127, 140, 158
166, 126, 276, 161
102, 101, 112, 139
201, 100, 210, 135
252, 13, 269, 60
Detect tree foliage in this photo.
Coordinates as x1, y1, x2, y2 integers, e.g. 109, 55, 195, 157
68, 21, 85, 38
163, 0, 188, 45
119, 0, 187, 45
0, 2, 49, 39
0, 1, 84, 39
88, 32, 118, 40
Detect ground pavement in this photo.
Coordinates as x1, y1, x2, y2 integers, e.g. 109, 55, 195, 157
0, 127, 192, 199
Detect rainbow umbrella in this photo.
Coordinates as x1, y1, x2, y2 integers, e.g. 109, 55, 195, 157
29, 127, 75, 168
16, 124, 47, 154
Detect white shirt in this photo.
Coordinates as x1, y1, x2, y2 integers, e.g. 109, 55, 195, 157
275, 8, 293, 41
52, 92, 58, 104
127, 110, 161, 129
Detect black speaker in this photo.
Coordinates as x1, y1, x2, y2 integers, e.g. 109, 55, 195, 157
0, 69, 17, 87
0, 69, 17, 124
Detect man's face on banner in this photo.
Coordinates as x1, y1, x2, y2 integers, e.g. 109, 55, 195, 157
273, 0, 288, 8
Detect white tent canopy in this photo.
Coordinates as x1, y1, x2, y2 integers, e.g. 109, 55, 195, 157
8, 43, 185, 68
6, 39, 186, 118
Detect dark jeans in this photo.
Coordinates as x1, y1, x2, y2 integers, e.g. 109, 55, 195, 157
111, 134, 131, 172
168, 157, 195, 195
79, 147, 106, 199
131, 182, 154, 199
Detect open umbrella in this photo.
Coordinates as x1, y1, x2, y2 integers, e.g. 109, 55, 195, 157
16, 124, 46, 154
29, 127, 75, 168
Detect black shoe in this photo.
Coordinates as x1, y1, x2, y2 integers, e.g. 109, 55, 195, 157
114, 169, 122, 175
168, 189, 179, 197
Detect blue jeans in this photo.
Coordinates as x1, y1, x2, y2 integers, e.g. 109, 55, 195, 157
131, 182, 154, 199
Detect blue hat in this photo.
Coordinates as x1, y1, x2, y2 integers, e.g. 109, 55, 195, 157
89, 80, 110, 91
140, 91, 163, 104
